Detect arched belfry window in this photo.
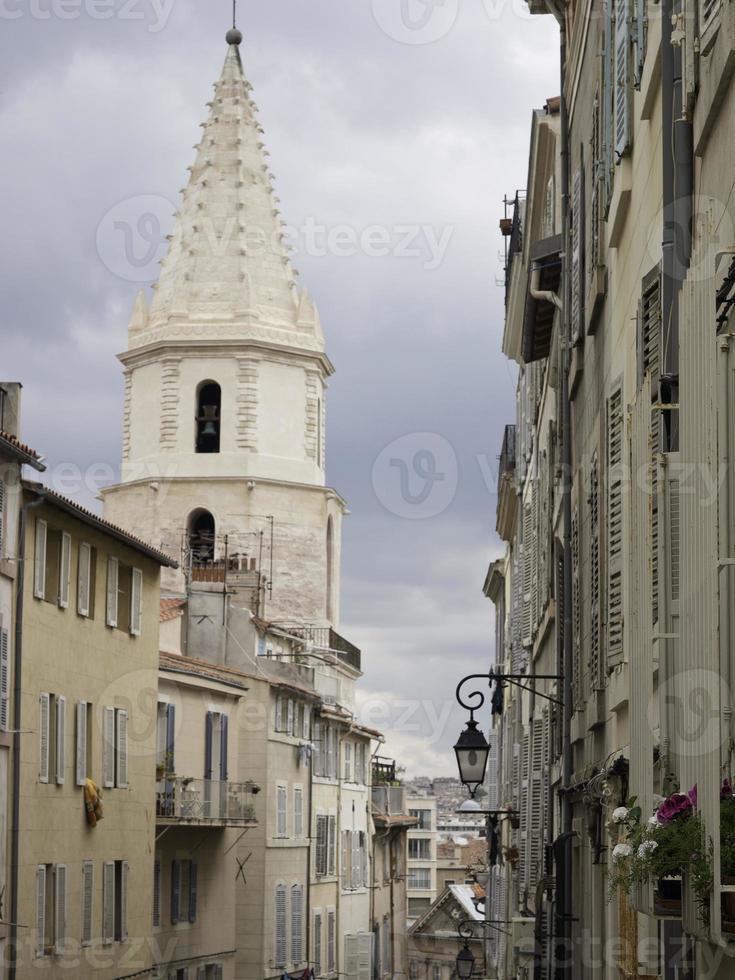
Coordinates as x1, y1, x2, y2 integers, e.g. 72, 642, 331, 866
188, 509, 215, 565
195, 381, 221, 454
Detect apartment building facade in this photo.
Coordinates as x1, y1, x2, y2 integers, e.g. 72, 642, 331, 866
406, 796, 438, 926
486, 1, 735, 977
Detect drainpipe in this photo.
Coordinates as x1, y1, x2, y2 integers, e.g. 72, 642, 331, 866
9, 492, 45, 980
530, 266, 564, 313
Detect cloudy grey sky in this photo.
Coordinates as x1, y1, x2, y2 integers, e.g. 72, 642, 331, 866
2, 0, 558, 776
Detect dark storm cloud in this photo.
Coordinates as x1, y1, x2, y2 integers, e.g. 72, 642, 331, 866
1, 0, 558, 775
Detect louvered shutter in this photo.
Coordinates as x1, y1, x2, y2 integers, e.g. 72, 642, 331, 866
589, 454, 602, 688
0, 628, 9, 732
602, 0, 615, 202
607, 384, 625, 667
275, 884, 287, 968
102, 707, 115, 788
170, 860, 181, 925
36, 865, 47, 957
76, 701, 87, 786
522, 497, 533, 646
316, 814, 327, 875
358, 933, 372, 980
59, 532, 71, 608
571, 499, 582, 705
165, 703, 176, 773
345, 935, 359, 979
638, 268, 661, 395
287, 699, 294, 736
303, 706, 310, 740
152, 860, 161, 928
106, 557, 118, 628
486, 727, 499, 808
220, 713, 229, 780
102, 861, 115, 943
590, 91, 602, 277
634, 0, 647, 87
130, 568, 143, 636
314, 911, 323, 974
571, 169, 584, 343
55, 695, 66, 784
519, 729, 530, 895
700, 0, 721, 34
77, 543, 91, 616
52, 867, 66, 953
614, 0, 632, 157
204, 712, 213, 780
328, 815, 336, 876
0, 481, 5, 555
651, 408, 661, 626
291, 885, 304, 963
275, 697, 283, 733
188, 861, 197, 923
197, 968, 206, 980
81, 861, 94, 946
327, 911, 336, 972
313, 718, 322, 774
382, 918, 390, 976
528, 722, 545, 891
294, 787, 304, 838
277, 784, 287, 837
116, 709, 129, 788
345, 741, 352, 781
34, 519, 47, 600
342, 831, 350, 889
120, 861, 129, 941
39, 693, 50, 783
352, 831, 361, 889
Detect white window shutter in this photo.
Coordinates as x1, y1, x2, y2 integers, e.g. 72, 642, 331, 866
614, 0, 632, 158
275, 884, 287, 968
102, 707, 115, 788
55, 695, 66, 785
571, 170, 583, 343
34, 519, 47, 600
78, 542, 91, 617
76, 701, 87, 786
607, 385, 625, 667
102, 861, 115, 944
0, 628, 9, 732
36, 865, 47, 957
81, 861, 94, 946
130, 568, 143, 636
0, 480, 5, 555
345, 935, 359, 979
54, 864, 67, 954
359, 833, 367, 889
327, 911, 336, 972
39, 693, 50, 783
303, 706, 310, 739
358, 933, 373, 980
294, 787, 303, 838
345, 742, 352, 782
287, 699, 294, 736
275, 697, 283, 733
120, 861, 129, 941
314, 911, 322, 974
634, 0, 647, 87
277, 784, 287, 837
106, 557, 118, 628
291, 885, 304, 964
59, 532, 71, 608
116, 709, 129, 788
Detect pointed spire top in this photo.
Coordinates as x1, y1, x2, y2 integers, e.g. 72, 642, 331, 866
226, 0, 242, 45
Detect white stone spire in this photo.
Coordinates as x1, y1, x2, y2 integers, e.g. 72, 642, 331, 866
135, 34, 322, 353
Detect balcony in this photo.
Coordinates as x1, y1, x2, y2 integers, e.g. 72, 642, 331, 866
156, 777, 258, 827
502, 192, 526, 309
271, 624, 362, 672
496, 424, 518, 543
372, 785, 418, 829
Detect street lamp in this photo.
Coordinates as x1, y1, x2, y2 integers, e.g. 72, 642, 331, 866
455, 943, 475, 980
453, 719, 490, 798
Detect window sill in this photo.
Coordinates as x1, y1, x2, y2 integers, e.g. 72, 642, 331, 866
0, 559, 16, 581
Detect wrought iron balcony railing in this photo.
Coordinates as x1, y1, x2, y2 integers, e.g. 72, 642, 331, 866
156, 777, 258, 826
372, 785, 408, 817
270, 624, 362, 672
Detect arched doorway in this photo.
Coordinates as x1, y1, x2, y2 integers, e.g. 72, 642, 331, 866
195, 381, 222, 454
188, 509, 216, 565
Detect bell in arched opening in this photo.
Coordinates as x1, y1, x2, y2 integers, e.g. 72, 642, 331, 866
196, 381, 222, 454
188, 509, 216, 565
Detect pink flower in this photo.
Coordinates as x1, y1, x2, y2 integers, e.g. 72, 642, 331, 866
656, 792, 694, 825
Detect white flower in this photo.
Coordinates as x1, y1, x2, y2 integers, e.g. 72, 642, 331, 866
648, 815, 660, 827
613, 843, 633, 861
638, 840, 659, 858
612, 807, 629, 824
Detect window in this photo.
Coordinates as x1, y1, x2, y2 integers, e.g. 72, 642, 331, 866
102, 706, 128, 789
102, 860, 128, 944
433, 964, 442, 980
313, 910, 322, 976
204, 710, 229, 782
157, 701, 176, 774
152, 860, 161, 929
344, 741, 352, 781
188, 509, 216, 565
327, 910, 336, 974
291, 884, 304, 964
75, 700, 93, 786
81, 861, 94, 947
409, 961, 419, 980
315, 814, 329, 876
170, 859, 197, 925
195, 381, 221, 454
275, 697, 296, 736
276, 784, 288, 838
294, 786, 304, 838
382, 917, 390, 977
342, 830, 367, 890
275, 884, 287, 968
328, 815, 336, 876
77, 542, 97, 618
105, 558, 142, 635
39, 692, 66, 785
33, 520, 71, 608
0, 627, 9, 732
36, 863, 67, 956
344, 934, 372, 980
409, 809, 432, 830
408, 868, 432, 889
408, 839, 431, 860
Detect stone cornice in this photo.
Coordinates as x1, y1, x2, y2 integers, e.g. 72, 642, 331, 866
117, 337, 334, 377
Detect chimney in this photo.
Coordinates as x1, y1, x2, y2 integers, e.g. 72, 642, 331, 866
0, 382, 22, 437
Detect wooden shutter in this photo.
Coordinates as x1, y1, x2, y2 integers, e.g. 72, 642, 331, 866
39, 693, 50, 783
589, 90, 602, 279
106, 557, 118, 628
327, 911, 336, 973
303, 706, 310, 740
602, 1, 615, 205
359, 832, 367, 889
102, 706, 115, 788
294, 787, 304, 838
277, 784, 287, 837
486, 727, 499, 808
344, 742, 352, 782
188, 861, 197, 923
287, 699, 294, 736
130, 568, 143, 636
614, 0, 632, 157
634, 0, 647, 87
152, 860, 161, 928
571, 499, 582, 706
78, 542, 91, 617
0, 628, 9, 732
314, 911, 322, 974
571, 168, 584, 343
528, 722, 545, 891
607, 384, 625, 667
116, 709, 129, 788
59, 532, 71, 608
81, 861, 94, 946
220, 713, 229, 780
170, 860, 181, 925
34, 519, 47, 600
36, 865, 47, 957
76, 701, 87, 786
291, 884, 304, 963
651, 408, 662, 626
589, 453, 602, 689
342, 831, 351, 889
275, 697, 283, 733
55, 695, 66, 784
204, 711, 213, 780
316, 814, 327, 875
521, 495, 534, 646
120, 861, 129, 941
0, 480, 4, 555
358, 933, 372, 980
345, 935, 359, 979
102, 861, 115, 944
328, 815, 336, 876
519, 728, 530, 893
638, 268, 662, 397
275, 884, 287, 968
165, 703, 176, 773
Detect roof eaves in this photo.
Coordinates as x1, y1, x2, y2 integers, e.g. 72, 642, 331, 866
0, 432, 46, 471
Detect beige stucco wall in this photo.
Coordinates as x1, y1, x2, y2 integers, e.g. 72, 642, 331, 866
16, 500, 162, 978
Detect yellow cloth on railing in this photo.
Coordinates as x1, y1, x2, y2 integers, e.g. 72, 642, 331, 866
84, 778, 104, 827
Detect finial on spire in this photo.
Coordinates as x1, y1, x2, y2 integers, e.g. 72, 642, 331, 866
226, 0, 242, 44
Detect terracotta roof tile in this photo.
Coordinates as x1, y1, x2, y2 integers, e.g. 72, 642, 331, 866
160, 598, 187, 622
0, 430, 45, 470
159, 651, 251, 690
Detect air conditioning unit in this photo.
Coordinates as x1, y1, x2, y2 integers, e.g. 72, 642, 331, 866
512, 917, 536, 957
